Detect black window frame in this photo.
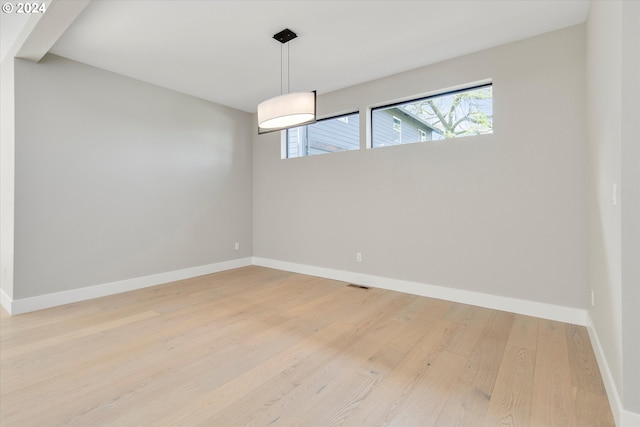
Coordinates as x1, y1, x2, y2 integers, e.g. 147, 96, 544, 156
370, 83, 493, 148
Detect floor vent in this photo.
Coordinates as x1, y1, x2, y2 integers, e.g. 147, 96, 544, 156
347, 284, 369, 290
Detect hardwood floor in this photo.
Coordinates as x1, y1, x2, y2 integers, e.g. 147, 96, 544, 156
0, 266, 614, 426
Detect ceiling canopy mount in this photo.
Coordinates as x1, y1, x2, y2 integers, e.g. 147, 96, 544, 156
273, 28, 297, 44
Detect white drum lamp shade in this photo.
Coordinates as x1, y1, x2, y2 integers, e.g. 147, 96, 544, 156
257, 91, 316, 133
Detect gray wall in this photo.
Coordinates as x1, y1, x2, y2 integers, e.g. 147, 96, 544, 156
253, 25, 587, 309
587, 0, 640, 414
13, 54, 253, 299
620, 0, 640, 412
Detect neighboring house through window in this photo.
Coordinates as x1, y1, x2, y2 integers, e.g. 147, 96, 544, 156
285, 112, 360, 158
371, 84, 493, 148
392, 116, 402, 144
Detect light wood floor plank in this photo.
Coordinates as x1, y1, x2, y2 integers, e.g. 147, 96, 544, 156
482, 345, 536, 427
531, 320, 579, 427
0, 266, 614, 426
482, 315, 539, 427
436, 310, 515, 426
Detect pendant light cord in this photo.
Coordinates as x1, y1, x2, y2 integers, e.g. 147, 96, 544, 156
280, 44, 283, 95
278, 33, 294, 96
287, 42, 290, 94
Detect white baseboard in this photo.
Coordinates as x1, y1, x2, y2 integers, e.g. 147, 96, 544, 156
4, 256, 589, 326
252, 257, 588, 326
587, 314, 640, 427
0, 288, 11, 314
5, 256, 588, 325
5, 257, 252, 315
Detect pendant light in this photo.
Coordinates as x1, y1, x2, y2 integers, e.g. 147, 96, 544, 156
257, 29, 316, 134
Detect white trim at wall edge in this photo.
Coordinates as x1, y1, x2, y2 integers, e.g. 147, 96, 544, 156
4, 256, 590, 326
4, 258, 252, 315
587, 314, 640, 427
252, 257, 588, 326
1, 288, 11, 315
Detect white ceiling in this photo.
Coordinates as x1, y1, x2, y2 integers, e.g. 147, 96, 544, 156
37, 1, 590, 113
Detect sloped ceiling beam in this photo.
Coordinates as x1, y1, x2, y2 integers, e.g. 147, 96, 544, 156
16, 0, 90, 63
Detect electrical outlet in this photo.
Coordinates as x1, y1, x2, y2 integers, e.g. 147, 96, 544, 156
591, 290, 595, 307
235, 242, 240, 250
356, 252, 362, 262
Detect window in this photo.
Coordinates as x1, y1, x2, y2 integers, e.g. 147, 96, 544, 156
371, 84, 492, 148
286, 112, 359, 158
392, 116, 402, 144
